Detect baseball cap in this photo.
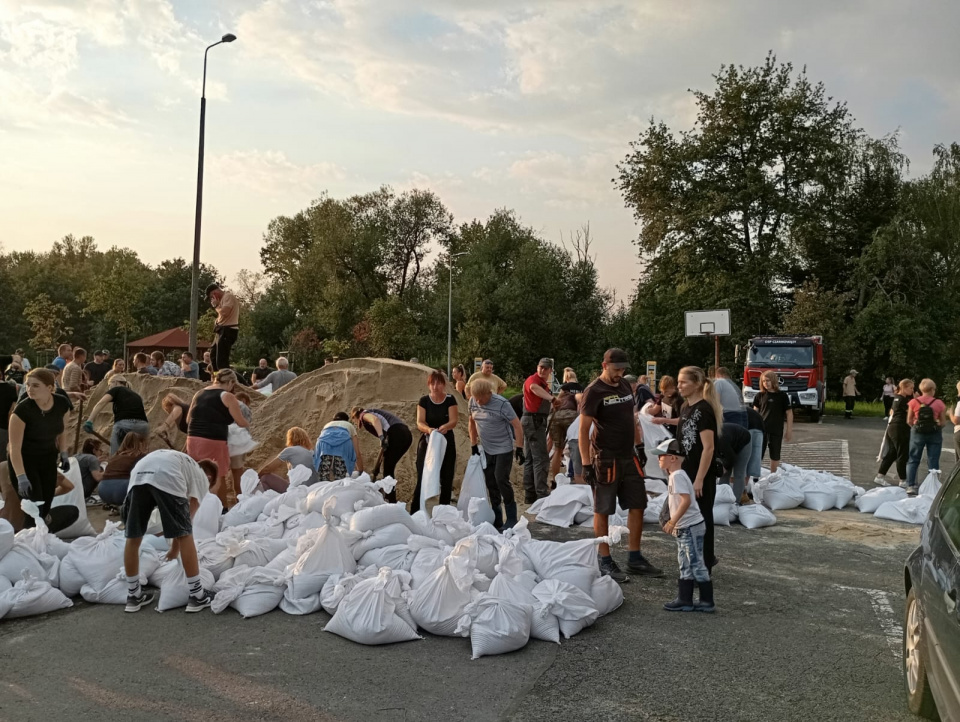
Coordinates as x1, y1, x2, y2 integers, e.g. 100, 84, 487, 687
651, 439, 686, 457
204, 283, 221, 298
538, 357, 553, 369
602, 348, 629, 369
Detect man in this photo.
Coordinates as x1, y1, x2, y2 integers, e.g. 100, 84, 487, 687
52, 343, 72, 371
579, 348, 661, 582
843, 369, 859, 419
121, 449, 214, 613
253, 357, 297, 392
61, 347, 87, 393
84, 350, 111, 385
465, 359, 507, 398
205, 283, 239, 371
521, 358, 555, 503
152, 351, 182, 377
16, 349, 31, 372
714, 367, 747, 427
180, 352, 199, 379
133, 352, 157, 375
250, 358, 271, 385
199, 351, 212, 382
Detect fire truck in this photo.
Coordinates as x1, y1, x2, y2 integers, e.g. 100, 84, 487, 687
740, 335, 826, 422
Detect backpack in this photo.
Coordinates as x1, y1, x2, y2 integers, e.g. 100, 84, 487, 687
915, 399, 939, 434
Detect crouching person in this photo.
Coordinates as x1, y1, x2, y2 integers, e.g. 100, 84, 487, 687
122, 449, 214, 613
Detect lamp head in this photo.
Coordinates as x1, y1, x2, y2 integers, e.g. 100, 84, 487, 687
222, 33, 237, 43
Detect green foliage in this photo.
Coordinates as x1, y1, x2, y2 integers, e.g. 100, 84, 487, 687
23, 293, 73, 351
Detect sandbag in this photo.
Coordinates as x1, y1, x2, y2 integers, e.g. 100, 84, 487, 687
156, 561, 215, 612
409, 546, 451, 589
413, 505, 474, 546
212, 565, 286, 617
643, 495, 666, 525
0, 518, 15, 559
856, 486, 907, 513
51, 457, 96, 539
457, 455, 489, 518
349, 504, 420, 535
80, 566, 150, 605
449, 534, 500, 579
420, 431, 446, 511
192, 494, 223, 541
534, 485, 594, 528
320, 567, 379, 615
830, 482, 856, 509
358, 544, 417, 572
521, 535, 609, 595
737, 504, 777, 529
227, 424, 258, 457
0, 544, 56, 587
350, 524, 413, 561
301, 479, 384, 519
760, 479, 805, 511
488, 545, 559, 643
531, 578, 600, 638
234, 537, 290, 568
467, 497, 496, 527
58, 521, 126, 595
324, 568, 420, 645
918, 470, 941, 499
456, 596, 532, 659
645, 478, 668, 496
715, 484, 737, 505
286, 502, 356, 599
637, 414, 672, 478
196, 532, 244, 581
221, 492, 272, 529
874, 496, 933, 525
1, 573, 72, 618
802, 484, 838, 512
590, 574, 624, 616
279, 587, 324, 615
409, 553, 477, 636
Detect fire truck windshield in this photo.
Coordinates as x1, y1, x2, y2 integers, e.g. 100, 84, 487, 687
748, 345, 814, 368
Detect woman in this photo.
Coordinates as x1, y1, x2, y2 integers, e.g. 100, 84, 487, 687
452, 364, 467, 398
104, 358, 126, 382
350, 406, 412, 503
881, 376, 897, 417
547, 368, 582, 483
951, 381, 960, 463
643, 375, 681, 423
412, 370, 459, 513
676, 366, 722, 571
905, 378, 947, 494
752, 370, 793, 473
258, 427, 319, 493
83, 375, 150, 454
314, 412, 363, 482
187, 368, 249, 507
98, 432, 149, 509
875, 379, 914, 486
75, 438, 105, 499
160, 392, 191, 439
6, 369, 73, 528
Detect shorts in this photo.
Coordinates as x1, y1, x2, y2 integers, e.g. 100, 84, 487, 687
567, 439, 583, 477
186, 436, 230, 479
592, 456, 648, 516
229, 454, 245, 470
124, 484, 192, 539
764, 431, 784, 462
548, 410, 578, 447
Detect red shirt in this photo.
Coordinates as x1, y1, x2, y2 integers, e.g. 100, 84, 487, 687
523, 373, 551, 414
908, 395, 945, 422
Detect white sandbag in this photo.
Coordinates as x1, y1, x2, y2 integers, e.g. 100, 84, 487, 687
534, 485, 594, 528
467, 497, 496, 527
918, 470, 941, 499
414, 505, 476, 546
196, 533, 244, 581
521, 535, 609, 595
409, 546, 451, 589
831, 482, 856, 509
874, 496, 934, 525
644, 495, 666, 525
456, 596, 532, 659
532, 578, 600, 638
227, 424, 258, 457
212, 565, 286, 617
590, 574, 624, 616
645, 478, 668, 495
233, 537, 290, 568
320, 567, 379, 615
192, 494, 223, 541
450, 534, 501, 579
221, 492, 272, 529
17, 500, 71, 561
761, 479, 805, 510
301, 478, 384, 519
0, 519, 15, 559
715, 484, 737, 505
156, 561, 215, 612
856, 486, 907, 513
488, 545, 560, 643
51, 457, 96, 539
279, 587, 324, 615
0, 573, 72, 618
358, 544, 417, 572
231, 519, 285, 540
420, 431, 446, 511
286, 502, 357, 599
637, 414, 673, 478
713, 503, 737, 526
409, 553, 477, 636
324, 568, 420, 645
349, 504, 420, 535
59, 521, 125, 595
0, 544, 55, 587
801, 483, 838, 512
350, 524, 412, 561
526, 498, 546, 516
0, 575, 11, 594
457, 455, 489, 518
554, 473, 570, 487
81, 569, 148, 605
737, 504, 777, 529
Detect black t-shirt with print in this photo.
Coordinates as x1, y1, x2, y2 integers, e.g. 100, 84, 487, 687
753, 391, 790, 434
0, 381, 18, 431
13, 394, 72, 455
889, 394, 910, 427
109, 386, 148, 422
580, 377, 636, 457
418, 394, 457, 431
678, 399, 718, 481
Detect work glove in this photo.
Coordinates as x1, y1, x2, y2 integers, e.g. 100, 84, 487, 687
59, 452, 70, 472
471, 445, 480, 457
17, 474, 31, 498
583, 465, 598, 486
515, 447, 525, 465
379, 435, 389, 450
83, 420, 94, 433
634, 444, 647, 468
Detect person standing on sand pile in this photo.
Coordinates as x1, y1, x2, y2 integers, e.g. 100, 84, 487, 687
205, 283, 239, 371
465, 359, 507, 399
252, 357, 297, 392
52, 344, 72, 371
61, 347, 87, 393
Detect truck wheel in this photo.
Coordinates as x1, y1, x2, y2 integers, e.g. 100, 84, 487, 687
903, 587, 938, 719
809, 409, 820, 423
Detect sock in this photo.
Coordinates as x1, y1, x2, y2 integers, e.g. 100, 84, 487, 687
127, 575, 141, 598
600, 555, 613, 564
628, 550, 642, 564
187, 574, 203, 598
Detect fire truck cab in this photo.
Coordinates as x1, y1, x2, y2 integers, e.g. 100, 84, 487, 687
741, 335, 826, 422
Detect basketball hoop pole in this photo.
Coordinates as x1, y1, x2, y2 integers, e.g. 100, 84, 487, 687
705, 331, 719, 370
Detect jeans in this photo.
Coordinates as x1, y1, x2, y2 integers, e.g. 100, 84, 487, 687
521, 414, 549, 501
98, 478, 129, 505
482, 450, 515, 507
906, 428, 942, 487
567, 439, 583, 477
675, 521, 710, 582
746, 429, 764, 479
111, 419, 150, 455
719, 446, 751, 501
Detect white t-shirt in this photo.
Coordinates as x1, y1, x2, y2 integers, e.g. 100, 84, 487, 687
129, 450, 209, 501
323, 419, 357, 437
565, 416, 595, 443
667, 469, 704, 530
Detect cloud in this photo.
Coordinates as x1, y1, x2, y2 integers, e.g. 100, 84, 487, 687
508, 149, 622, 208
208, 149, 345, 195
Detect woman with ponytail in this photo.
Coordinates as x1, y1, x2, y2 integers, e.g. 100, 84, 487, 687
676, 366, 722, 576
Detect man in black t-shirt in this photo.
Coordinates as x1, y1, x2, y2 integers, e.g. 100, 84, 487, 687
84, 376, 150, 454
579, 348, 662, 583
84, 350, 112, 386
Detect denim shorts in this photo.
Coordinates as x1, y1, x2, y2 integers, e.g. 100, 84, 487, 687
124, 484, 192, 539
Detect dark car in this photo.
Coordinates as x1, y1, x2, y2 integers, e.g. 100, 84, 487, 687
903, 467, 960, 720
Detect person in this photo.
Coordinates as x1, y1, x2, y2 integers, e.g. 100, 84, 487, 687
876, 379, 914, 486
258, 427, 320, 492
205, 283, 239, 371
52, 343, 72, 371
904, 378, 947, 495
4, 361, 25, 386
951, 381, 960, 464
745, 406, 766, 502
61, 347, 87, 393
160, 392, 192, 439
564, 413, 585, 484
412, 370, 459, 513
674, 365, 722, 571
153, 351, 182, 377
714, 367, 747, 427
717, 423, 751, 504
186, 368, 249, 507
652, 438, 714, 613
752, 370, 793, 472
350, 406, 412, 504
104, 358, 126, 382
199, 351, 213, 382
84, 350, 111, 386
314, 412, 363, 482
16, 349, 31, 372
250, 359, 271, 386
521, 358, 555, 503
633, 374, 655, 411
133, 352, 157, 376
75, 438, 105, 499
882, 376, 897, 417
6, 369, 73, 528
465, 359, 507, 398
579, 348, 660, 583
452, 364, 467, 398
842, 369, 859, 419
180, 352, 199, 380
0, 375, 18, 464
121, 449, 214, 613
98, 432, 149, 508
84, 376, 150, 454
468, 377, 524, 529
644, 375, 681, 421
228, 389, 254, 492
548, 368, 583, 483
252, 357, 297, 392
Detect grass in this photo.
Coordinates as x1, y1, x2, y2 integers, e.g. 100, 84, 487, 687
824, 400, 886, 418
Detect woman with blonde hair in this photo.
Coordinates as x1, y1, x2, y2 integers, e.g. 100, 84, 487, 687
547, 367, 584, 482
257, 426, 318, 492
752, 370, 793, 473
104, 358, 126, 382
905, 378, 947, 494
676, 365, 722, 574
875, 378, 914, 486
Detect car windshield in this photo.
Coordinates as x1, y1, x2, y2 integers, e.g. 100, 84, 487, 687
748, 344, 814, 368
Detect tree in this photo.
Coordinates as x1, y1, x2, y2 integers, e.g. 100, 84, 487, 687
82, 248, 150, 347
23, 293, 73, 351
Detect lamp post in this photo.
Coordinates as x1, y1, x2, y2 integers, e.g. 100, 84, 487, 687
188, 33, 237, 357
447, 251, 468, 379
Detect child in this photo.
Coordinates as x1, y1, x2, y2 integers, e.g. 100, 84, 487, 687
652, 438, 715, 613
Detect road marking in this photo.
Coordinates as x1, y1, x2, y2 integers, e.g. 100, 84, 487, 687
835, 585, 901, 662
781, 440, 851, 479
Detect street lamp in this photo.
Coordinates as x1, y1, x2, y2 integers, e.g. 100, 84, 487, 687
189, 33, 237, 357
447, 251, 468, 379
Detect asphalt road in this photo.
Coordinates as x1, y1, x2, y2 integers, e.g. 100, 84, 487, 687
0, 415, 940, 722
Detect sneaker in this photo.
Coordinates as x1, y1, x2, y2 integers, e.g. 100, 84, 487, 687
598, 557, 629, 584
626, 554, 664, 577
124, 592, 155, 613
873, 475, 890, 487
899, 480, 910, 489
85, 495, 101, 506
186, 591, 213, 613
906, 485, 919, 497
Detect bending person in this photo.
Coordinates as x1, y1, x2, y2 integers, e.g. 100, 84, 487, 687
350, 406, 412, 503
314, 412, 362, 482
412, 370, 458, 514
258, 427, 319, 492
98, 432, 149, 508
83, 375, 149, 454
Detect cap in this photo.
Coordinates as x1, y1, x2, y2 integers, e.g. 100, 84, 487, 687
204, 283, 221, 299
538, 357, 553, 369
602, 348, 629, 369
849, 369, 858, 375
650, 439, 686, 457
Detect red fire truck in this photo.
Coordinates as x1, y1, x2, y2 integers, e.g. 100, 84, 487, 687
740, 335, 826, 422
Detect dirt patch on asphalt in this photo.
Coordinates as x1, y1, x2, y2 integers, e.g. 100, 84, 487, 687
780, 509, 921, 548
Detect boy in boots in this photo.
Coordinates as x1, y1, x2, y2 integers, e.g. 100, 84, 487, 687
652, 439, 715, 613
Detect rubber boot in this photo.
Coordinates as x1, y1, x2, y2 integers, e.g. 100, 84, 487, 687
696, 580, 716, 613
502, 502, 518, 530
663, 579, 695, 612
492, 504, 504, 530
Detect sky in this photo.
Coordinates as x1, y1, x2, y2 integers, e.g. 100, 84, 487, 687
1, 0, 958, 300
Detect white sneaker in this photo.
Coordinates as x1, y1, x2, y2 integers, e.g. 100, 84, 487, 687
873, 474, 890, 486
898, 479, 909, 489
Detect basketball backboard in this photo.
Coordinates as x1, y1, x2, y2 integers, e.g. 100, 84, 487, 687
684, 309, 730, 337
